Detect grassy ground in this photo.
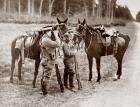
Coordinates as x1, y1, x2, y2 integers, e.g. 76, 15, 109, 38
0, 22, 138, 107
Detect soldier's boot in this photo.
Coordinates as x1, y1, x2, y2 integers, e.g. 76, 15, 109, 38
69, 73, 77, 92
63, 69, 69, 89
41, 77, 49, 95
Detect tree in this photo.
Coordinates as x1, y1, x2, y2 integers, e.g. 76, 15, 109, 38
18, 0, 21, 16
28, 0, 31, 15
4, 0, 7, 13
39, 0, 44, 16
31, 0, 34, 15
64, 0, 66, 14
92, 0, 95, 16
48, 0, 55, 16
83, 0, 88, 19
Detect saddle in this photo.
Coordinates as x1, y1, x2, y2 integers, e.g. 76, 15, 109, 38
97, 31, 112, 47
97, 28, 119, 46
15, 31, 40, 63
24, 31, 40, 48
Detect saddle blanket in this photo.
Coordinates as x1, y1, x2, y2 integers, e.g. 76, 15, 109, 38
15, 36, 25, 49
97, 35, 111, 46
115, 37, 125, 47
15, 33, 37, 50
25, 36, 35, 48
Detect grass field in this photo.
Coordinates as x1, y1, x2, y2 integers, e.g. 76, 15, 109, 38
0, 22, 138, 107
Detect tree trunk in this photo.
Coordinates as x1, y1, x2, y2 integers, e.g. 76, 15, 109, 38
8, 0, 11, 14
39, 0, 44, 16
31, 0, 34, 16
4, 0, 7, 13
18, 0, 21, 16
48, 0, 55, 16
108, 0, 111, 18
83, 0, 88, 19
67, 0, 71, 16
28, 0, 31, 15
64, 0, 67, 15
92, 0, 95, 16
99, 0, 102, 18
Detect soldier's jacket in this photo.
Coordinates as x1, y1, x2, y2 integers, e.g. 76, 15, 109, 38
40, 30, 61, 65
62, 42, 75, 64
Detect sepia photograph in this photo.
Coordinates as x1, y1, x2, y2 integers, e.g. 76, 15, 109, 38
0, 0, 140, 107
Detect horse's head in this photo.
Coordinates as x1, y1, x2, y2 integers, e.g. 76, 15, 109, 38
76, 19, 86, 34
56, 17, 68, 35
72, 19, 86, 45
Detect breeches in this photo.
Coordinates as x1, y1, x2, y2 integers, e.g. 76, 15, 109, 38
64, 62, 75, 74
41, 58, 55, 79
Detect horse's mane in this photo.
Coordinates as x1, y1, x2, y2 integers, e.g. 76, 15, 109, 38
86, 25, 99, 34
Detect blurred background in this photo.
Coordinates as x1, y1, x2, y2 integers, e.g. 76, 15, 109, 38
0, 0, 139, 24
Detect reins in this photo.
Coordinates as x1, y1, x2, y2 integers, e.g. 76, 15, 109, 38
83, 26, 94, 53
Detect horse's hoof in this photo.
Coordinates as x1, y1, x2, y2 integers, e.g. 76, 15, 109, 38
60, 86, 64, 93
113, 78, 118, 81
10, 78, 13, 83
88, 78, 92, 81
33, 85, 36, 88
96, 80, 100, 84
117, 75, 121, 79
42, 91, 48, 95
61, 89, 64, 93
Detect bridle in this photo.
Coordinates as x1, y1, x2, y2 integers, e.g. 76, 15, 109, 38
57, 23, 68, 42
76, 24, 96, 53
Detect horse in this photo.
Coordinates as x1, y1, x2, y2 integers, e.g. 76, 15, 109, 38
10, 18, 69, 88
75, 19, 130, 82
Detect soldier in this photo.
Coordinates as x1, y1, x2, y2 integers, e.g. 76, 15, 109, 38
40, 30, 61, 95
62, 33, 77, 92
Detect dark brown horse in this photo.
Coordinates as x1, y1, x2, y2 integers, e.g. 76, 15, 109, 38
10, 31, 43, 87
75, 19, 130, 82
10, 18, 68, 88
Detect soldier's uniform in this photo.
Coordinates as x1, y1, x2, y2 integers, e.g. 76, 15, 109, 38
40, 30, 60, 95
62, 33, 76, 90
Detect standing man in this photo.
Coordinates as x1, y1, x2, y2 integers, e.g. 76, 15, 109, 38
40, 30, 61, 95
62, 33, 77, 92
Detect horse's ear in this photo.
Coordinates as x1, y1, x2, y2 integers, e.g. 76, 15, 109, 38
64, 18, 68, 23
82, 19, 86, 25
78, 19, 81, 24
57, 17, 61, 24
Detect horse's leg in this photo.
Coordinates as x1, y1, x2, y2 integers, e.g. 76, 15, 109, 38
95, 57, 101, 82
18, 56, 22, 81
33, 59, 40, 88
87, 55, 93, 81
116, 56, 123, 79
55, 64, 64, 93
10, 57, 16, 83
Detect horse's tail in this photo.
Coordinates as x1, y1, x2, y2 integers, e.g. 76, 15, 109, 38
122, 35, 130, 49
124, 35, 130, 45
11, 37, 21, 61
125, 35, 130, 42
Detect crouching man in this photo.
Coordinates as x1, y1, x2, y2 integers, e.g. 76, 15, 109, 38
40, 31, 61, 95
62, 33, 77, 92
